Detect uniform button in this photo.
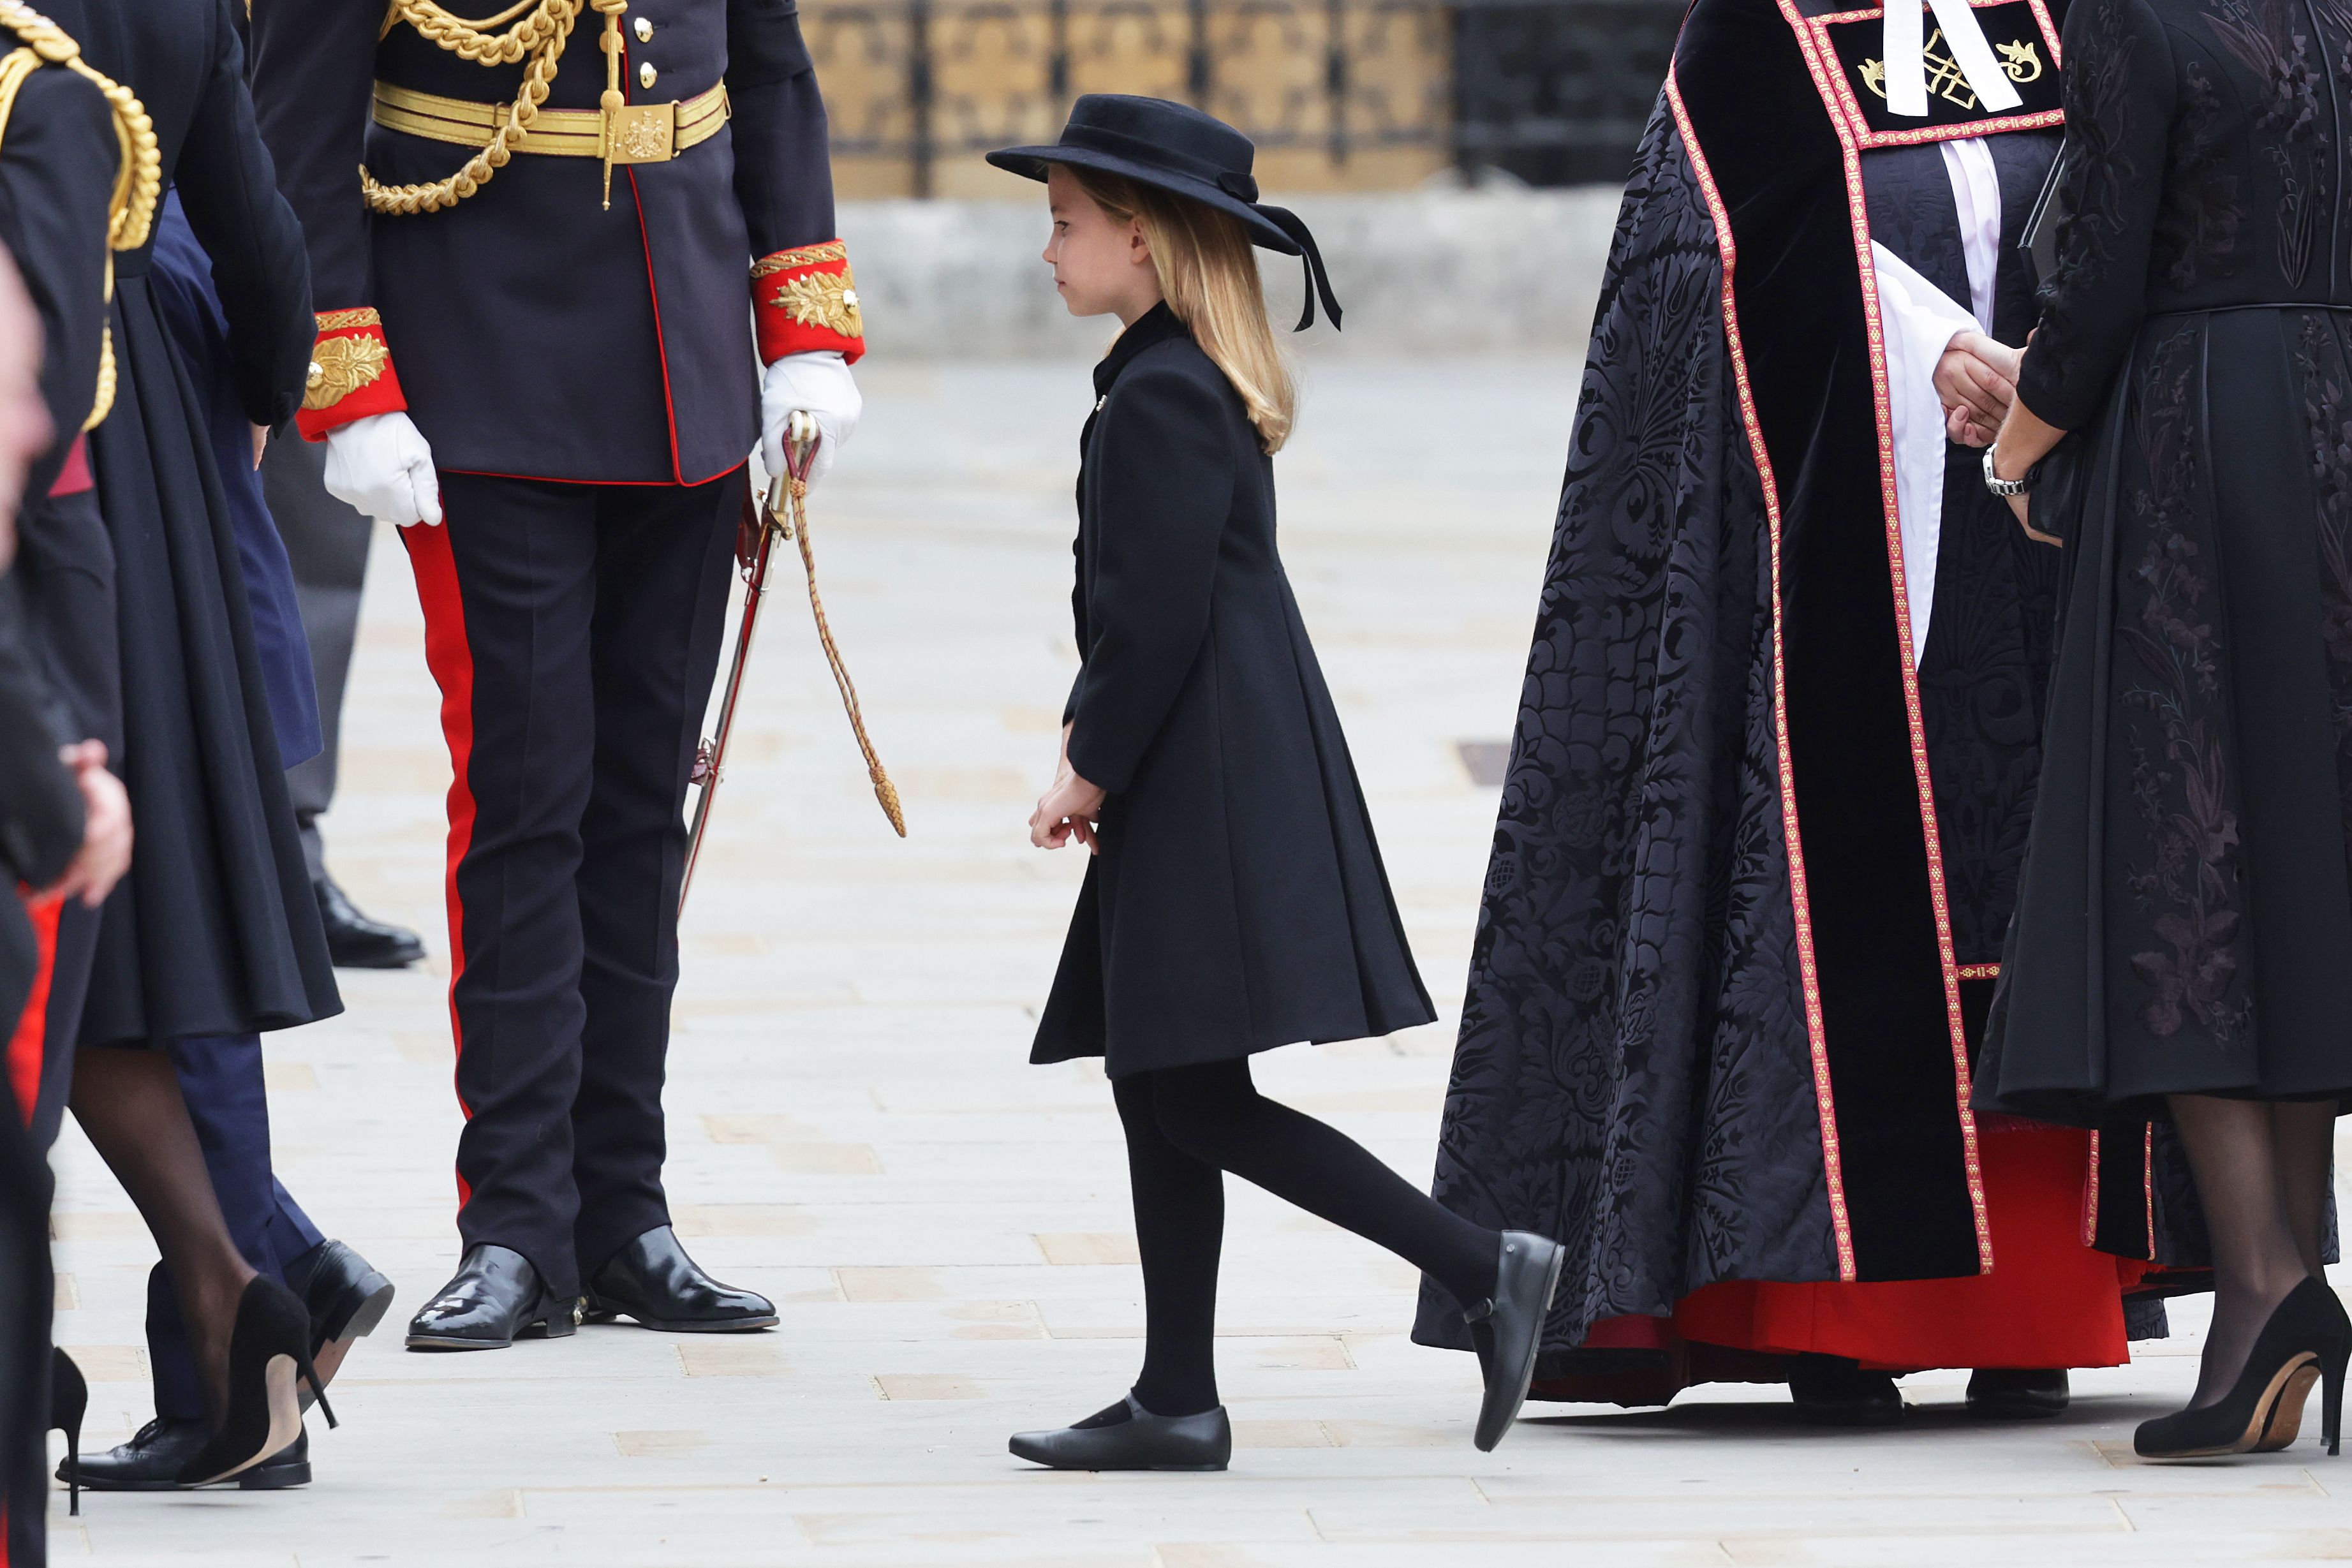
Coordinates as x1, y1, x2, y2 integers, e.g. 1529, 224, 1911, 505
638, 60, 658, 89
633, 14, 653, 39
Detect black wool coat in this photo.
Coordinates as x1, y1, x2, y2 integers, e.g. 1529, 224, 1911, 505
1032, 304, 1433, 1076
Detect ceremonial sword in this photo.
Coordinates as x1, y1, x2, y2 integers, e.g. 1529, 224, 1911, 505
679, 412, 906, 918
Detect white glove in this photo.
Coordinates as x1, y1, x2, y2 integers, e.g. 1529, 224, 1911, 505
760, 350, 861, 492
323, 411, 441, 528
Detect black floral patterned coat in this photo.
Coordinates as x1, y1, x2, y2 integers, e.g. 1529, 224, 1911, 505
1412, 0, 2207, 1380
1981, 0, 2352, 1121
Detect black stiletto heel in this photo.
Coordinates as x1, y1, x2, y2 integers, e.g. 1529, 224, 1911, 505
175, 1277, 317, 1486
2136, 1278, 2352, 1459
2323, 1338, 2347, 1458
50, 1347, 86, 1515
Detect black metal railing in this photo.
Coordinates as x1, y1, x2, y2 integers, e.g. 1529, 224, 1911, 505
804, 0, 1683, 195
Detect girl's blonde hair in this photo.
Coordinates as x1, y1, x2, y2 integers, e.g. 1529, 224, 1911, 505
1073, 167, 1296, 454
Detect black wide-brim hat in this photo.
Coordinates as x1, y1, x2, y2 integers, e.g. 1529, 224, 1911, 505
988, 94, 1342, 330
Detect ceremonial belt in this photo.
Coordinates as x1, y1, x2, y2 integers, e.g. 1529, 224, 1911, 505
371, 80, 729, 164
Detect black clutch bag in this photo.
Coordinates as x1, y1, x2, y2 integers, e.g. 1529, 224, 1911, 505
2018, 145, 2071, 292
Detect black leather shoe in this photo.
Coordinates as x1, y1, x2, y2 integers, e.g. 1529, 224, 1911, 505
1791, 1354, 1905, 1426
285, 1239, 397, 1361
1009, 1395, 1232, 1471
66, 1417, 310, 1490
1465, 1229, 1565, 1451
315, 875, 425, 969
583, 1225, 778, 1331
1966, 1367, 2069, 1419
405, 1245, 580, 1350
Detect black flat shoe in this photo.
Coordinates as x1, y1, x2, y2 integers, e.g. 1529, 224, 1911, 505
406, 1245, 580, 1350
1463, 1229, 1565, 1452
176, 1277, 331, 1487
1009, 1395, 1232, 1472
1791, 1354, 1905, 1426
315, 875, 425, 969
2136, 1276, 2352, 1459
66, 1417, 309, 1491
285, 1238, 396, 1394
1967, 1368, 2069, 1419
50, 1347, 85, 1514
583, 1225, 777, 1332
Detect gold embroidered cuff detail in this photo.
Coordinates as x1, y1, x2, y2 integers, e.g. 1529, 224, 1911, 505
751, 240, 849, 279
770, 266, 862, 340
304, 332, 392, 411
315, 307, 383, 332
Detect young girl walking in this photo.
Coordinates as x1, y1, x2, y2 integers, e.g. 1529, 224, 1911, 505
990, 95, 1563, 1471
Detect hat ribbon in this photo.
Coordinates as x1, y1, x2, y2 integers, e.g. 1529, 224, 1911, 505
1254, 205, 1343, 332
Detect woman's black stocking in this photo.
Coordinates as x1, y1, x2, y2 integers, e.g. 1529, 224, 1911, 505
2168, 1093, 2321, 1407
69, 1046, 257, 1419
1109, 1059, 1501, 1418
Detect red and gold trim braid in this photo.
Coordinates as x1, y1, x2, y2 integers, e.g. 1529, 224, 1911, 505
297, 306, 406, 441
752, 240, 864, 364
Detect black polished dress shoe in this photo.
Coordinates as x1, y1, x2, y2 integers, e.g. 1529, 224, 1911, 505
406, 1245, 579, 1350
66, 1418, 309, 1491
583, 1225, 778, 1331
1009, 1394, 1232, 1471
1966, 1367, 2069, 1419
1465, 1229, 1566, 1451
315, 874, 425, 969
1790, 1353, 1905, 1426
285, 1238, 397, 1364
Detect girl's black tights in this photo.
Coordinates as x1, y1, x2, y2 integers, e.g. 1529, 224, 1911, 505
1110, 1058, 1501, 1419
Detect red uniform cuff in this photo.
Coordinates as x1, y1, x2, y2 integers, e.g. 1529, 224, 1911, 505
296, 308, 406, 441
751, 241, 866, 365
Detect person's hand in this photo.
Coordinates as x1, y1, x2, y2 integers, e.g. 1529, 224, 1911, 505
1031, 730, 1105, 852
37, 741, 131, 908
323, 411, 441, 527
250, 422, 269, 470
760, 351, 861, 491
1935, 330, 2022, 447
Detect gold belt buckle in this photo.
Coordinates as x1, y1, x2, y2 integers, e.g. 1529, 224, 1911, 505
603, 102, 676, 164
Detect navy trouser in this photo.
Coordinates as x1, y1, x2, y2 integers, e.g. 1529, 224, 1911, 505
404, 470, 741, 1298
146, 1033, 324, 1421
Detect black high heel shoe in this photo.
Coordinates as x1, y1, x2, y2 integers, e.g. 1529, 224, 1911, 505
2135, 1276, 2352, 1459
50, 1346, 86, 1515
176, 1277, 339, 1487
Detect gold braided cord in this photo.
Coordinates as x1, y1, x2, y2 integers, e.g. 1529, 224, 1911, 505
777, 472, 906, 837
0, 47, 40, 151
0, 3, 160, 253
360, 0, 634, 215
82, 320, 113, 428
750, 241, 849, 278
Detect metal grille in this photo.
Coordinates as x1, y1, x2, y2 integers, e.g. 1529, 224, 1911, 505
804, 0, 1683, 195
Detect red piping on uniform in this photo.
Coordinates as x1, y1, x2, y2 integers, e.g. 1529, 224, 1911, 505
437, 461, 747, 489
403, 522, 482, 1212
623, 164, 692, 485
5, 895, 59, 1126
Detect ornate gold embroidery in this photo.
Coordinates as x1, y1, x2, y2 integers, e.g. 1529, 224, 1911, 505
314, 306, 383, 332
751, 241, 849, 279
303, 332, 391, 411
1862, 29, 2045, 108
1995, 38, 2042, 81
771, 267, 863, 339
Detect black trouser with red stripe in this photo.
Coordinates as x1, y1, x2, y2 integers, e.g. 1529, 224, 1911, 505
405, 468, 742, 1298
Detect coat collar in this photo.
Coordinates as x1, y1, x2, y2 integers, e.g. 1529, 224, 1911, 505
1094, 302, 1189, 396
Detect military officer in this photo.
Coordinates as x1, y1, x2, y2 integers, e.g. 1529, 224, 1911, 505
249, 0, 864, 1348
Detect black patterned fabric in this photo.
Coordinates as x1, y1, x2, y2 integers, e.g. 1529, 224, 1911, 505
1983, 0, 2352, 1122
1413, 97, 1842, 1357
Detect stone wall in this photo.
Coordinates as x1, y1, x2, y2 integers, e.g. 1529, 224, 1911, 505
838, 185, 1625, 359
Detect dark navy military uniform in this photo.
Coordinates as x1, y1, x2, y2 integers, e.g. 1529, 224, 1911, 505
249, 0, 857, 1308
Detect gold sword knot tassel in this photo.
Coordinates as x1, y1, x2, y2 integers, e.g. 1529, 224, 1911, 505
776, 411, 907, 837
594, 0, 628, 207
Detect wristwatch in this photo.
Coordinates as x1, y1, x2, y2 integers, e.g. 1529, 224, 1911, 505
1983, 446, 2036, 498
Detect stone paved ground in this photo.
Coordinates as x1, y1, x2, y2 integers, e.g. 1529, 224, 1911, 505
43, 357, 2352, 1565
